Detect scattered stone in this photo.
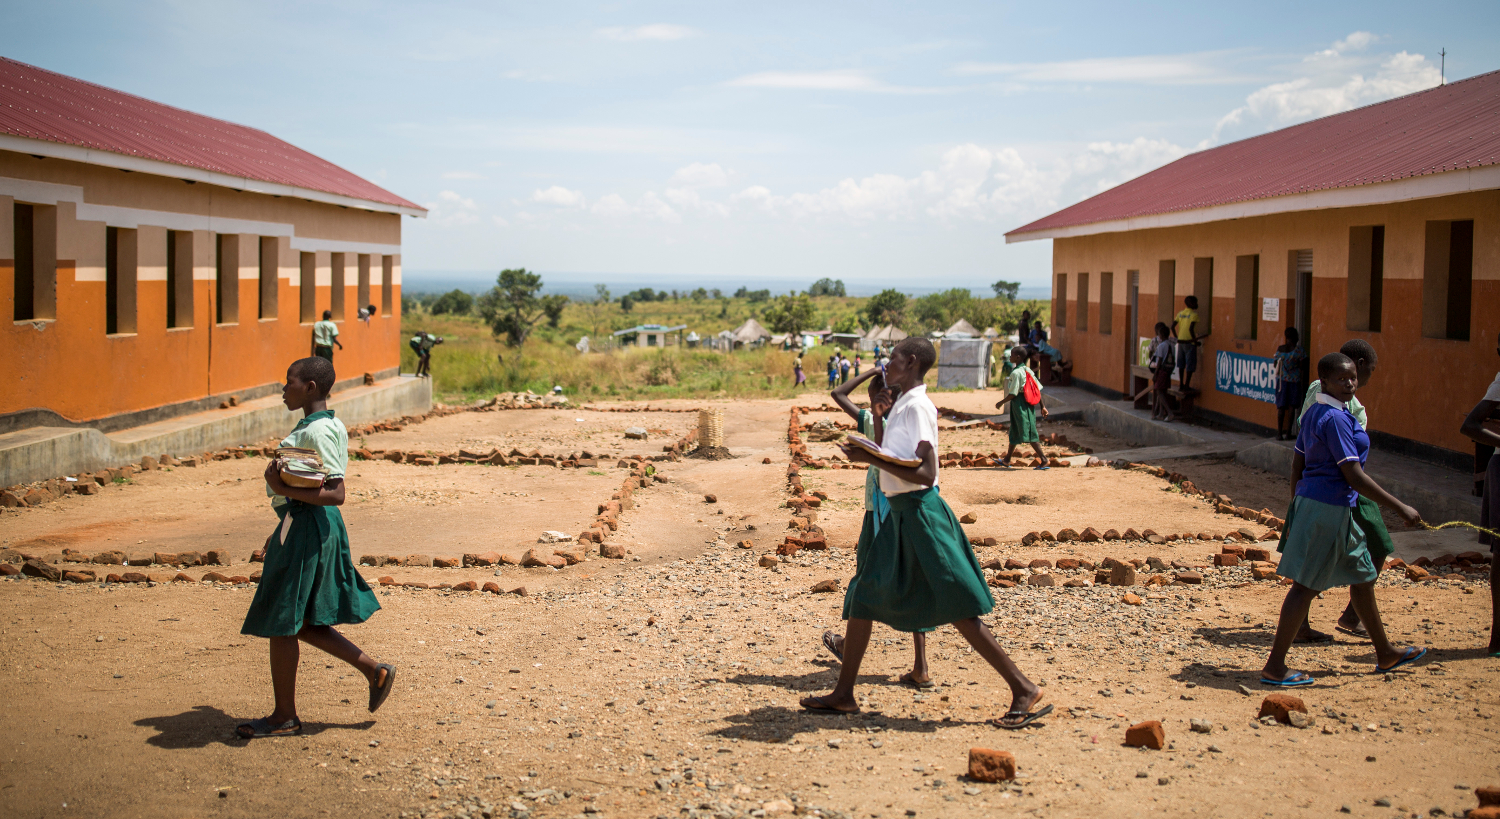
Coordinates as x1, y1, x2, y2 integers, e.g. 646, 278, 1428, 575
1028, 574, 1058, 587
599, 544, 627, 559
405, 554, 434, 567
451, 580, 478, 592
810, 579, 840, 593
1121, 592, 1143, 605
760, 555, 779, 568
959, 511, 978, 524
704, 494, 717, 504
433, 557, 460, 569
21, 560, 61, 581
1190, 719, 1213, 734
1109, 564, 1138, 587
1259, 694, 1308, 724
1175, 571, 1203, 585
966, 748, 1016, 782
1124, 721, 1165, 750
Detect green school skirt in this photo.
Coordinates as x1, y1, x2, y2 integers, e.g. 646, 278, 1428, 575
1281, 495, 1393, 568
1008, 400, 1039, 445
241, 501, 380, 638
1275, 496, 1378, 592
843, 488, 994, 632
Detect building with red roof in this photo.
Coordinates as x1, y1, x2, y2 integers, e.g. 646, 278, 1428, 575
1, 57, 426, 426
1008, 69, 1499, 463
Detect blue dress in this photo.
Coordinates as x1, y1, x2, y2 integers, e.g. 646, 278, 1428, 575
1276, 400, 1378, 591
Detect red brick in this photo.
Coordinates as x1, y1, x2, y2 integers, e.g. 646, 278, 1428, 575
62, 570, 95, 583
452, 580, 478, 592
1121, 592, 1143, 605
1245, 547, 1272, 562
600, 544, 626, 559
1174, 571, 1203, 584
1258, 693, 1307, 724
810, 579, 840, 593
1476, 786, 1500, 807
434, 557, 460, 568
482, 581, 502, 594
1214, 553, 1240, 567
1469, 808, 1500, 819
1055, 558, 1081, 570
967, 748, 1016, 782
1405, 566, 1430, 581
378, 576, 396, 586
405, 554, 434, 567
1080, 527, 1102, 542
1222, 543, 1246, 557
172, 572, 195, 582
704, 494, 717, 503
0, 564, 19, 577
509, 586, 528, 596
228, 575, 250, 584
1124, 720, 1165, 750
1027, 574, 1057, 587
201, 572, 232, 583
1055, 528, 1079, 542
1028, 559, 1053, 570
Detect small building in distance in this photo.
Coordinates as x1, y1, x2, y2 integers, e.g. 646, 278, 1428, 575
613, 324, 687, 348
1, 57, 425, 429
1007, 70, 1500, 466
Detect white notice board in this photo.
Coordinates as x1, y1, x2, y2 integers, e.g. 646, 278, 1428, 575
1262, 297, 1280, 322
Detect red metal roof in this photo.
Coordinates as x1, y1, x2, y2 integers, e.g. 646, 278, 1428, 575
1008, 68, 1500, 238
0, 56, 424, 213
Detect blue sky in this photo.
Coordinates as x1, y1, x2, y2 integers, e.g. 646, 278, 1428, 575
4, 1, 1497, 295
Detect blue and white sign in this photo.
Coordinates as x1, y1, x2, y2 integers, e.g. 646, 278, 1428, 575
1214, 350, 1278, 404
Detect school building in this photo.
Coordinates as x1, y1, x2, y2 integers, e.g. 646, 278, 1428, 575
0, 56, 426, 431
1007, 69, 1500, 468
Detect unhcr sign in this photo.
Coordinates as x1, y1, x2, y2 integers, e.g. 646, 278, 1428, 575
1214, 350, 1278, 404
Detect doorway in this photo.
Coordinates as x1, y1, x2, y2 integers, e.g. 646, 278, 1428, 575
1295, 250, 1313, 354
1126, 270, 1139, 393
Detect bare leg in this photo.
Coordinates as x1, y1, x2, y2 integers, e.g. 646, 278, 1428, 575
903, 632, 930, 684
1263, 583, 1319, 680
1030, 443, 1047, 464
1337, 598, 1362, 632
267, 635, 300, 723
801, 619, 871, 712
951, 618, 1040, 713
1347, 582, 1416, 668
1004, 443, 1018, 465
298, 625, 380, 685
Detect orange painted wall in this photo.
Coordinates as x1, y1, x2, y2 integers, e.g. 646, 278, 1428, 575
2, 153, 407, 423
1047, 189, 1500, 455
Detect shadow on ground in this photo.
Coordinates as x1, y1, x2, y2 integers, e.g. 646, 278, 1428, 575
134, 705, 374, 749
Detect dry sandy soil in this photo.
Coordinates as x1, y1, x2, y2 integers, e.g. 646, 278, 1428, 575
2, 391, 1497, 819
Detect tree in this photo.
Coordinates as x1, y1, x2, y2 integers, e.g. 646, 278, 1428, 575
832, 314, 861, 334
863, 288, 907, 327
690, 287, 708, 301
745, 289, 771, 303
619, 295, 634, 314
808, 278, 846, 297
581, 284, 614, 341
429, 289, 474, 315
709, 288, 722, 299
541, 294, 569, 328
991, 280, 1021, 301
477, 268, 547, 348
761, 292, 817, 335
911, 288, 980, 332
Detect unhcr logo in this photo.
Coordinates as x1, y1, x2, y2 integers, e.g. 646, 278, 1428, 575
1214, 350, 1279, 405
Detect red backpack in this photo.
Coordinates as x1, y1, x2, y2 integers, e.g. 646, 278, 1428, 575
1022, 369, 1042, 406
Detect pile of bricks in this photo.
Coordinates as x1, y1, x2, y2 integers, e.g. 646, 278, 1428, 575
1391, 552, 1492, 583
579, 405, 703, 413
352, 446, 627, 468
1, 453, 187, 509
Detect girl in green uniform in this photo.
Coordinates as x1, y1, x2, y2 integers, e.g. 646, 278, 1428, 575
804, 338, 1050, 729
995, 346, 1050, 469
237, 357, 394, 738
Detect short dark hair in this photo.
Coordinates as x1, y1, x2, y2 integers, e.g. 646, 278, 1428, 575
1184, 295, 1199, 308
1317, 352, 1354, 381
893, 337, 936, 375
1154, 321, 1170, 337
1284, 326, 1300, 344
1339, 339, 1377, 370
322, 309, 333, 320
290, 356, 336, 397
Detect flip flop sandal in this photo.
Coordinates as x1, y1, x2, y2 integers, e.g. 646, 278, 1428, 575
235, 716, 302, 739
369, 663, 396, 713
821, 631, 844, 663
1374, 646, 1427, 674
994, 694, 1052, 730
1033, 465, 1050, 471
1259, 671, 1315, 687
800, 695, 859, 715
1334, 623, 1369, 639
899, 673, 935, 690
1294, 629, 1334, 644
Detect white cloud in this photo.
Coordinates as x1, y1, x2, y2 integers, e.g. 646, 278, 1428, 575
598, 24, 697, 42
491, 215, 510, 228
532, 186, 586, 207
953, 52, 1247, 85
726, 70, 945, 95
1206, 34, 1439, 146
591, 192, 682, 222
423, 190, 480, 226
442, 170, 484, 180
668, 162, 731, 188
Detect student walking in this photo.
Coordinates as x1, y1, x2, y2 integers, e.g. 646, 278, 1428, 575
839, 354, 851, 385
237, 357, 394, 738
819, 367, 934, 687
1173, 295, 1208, 392
1273, 327, 1308, 440
1297, 340, 1386, 641
793, 352, 806, 386
312, 310, 342, 362
1261, 352, 1426, 687
995, 346, 1050, 468
826, 356, 838, 388
807, 338, 1049, 728
1458, 339, 1500, 656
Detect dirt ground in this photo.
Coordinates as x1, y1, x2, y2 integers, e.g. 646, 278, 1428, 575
2, 393, 1498, 819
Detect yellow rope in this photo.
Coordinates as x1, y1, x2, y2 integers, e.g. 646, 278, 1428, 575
1418, 520, 1500, 539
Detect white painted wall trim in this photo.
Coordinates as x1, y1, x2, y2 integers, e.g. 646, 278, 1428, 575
0, 135, 426, 218
0, 175, 402, 257
1006, 164, 1500, 243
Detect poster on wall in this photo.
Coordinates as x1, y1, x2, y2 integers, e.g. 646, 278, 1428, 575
1214, 350, 1278, 404
1262, 297, 1280, 322
1138, 337, 1153, 366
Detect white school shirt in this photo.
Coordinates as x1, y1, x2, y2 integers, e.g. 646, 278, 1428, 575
879, 384, 940, 497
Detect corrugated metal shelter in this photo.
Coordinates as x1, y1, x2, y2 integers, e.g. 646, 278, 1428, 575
936, 338, 993, 389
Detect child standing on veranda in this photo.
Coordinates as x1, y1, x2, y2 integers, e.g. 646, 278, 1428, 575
995, 346, 1050, 469
237, 357, 395, 738
819, 367, 935, 688
806, 338, 1050, 728
1261, 352, 1425, 686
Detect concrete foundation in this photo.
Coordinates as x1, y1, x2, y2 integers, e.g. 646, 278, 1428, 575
0, 375, 430, 488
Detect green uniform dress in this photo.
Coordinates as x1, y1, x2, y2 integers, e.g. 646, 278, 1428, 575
1296, 383, 1392, 566
842, 386, 993, 632
241, 410, 379, 638
1006, 366, 1040, 445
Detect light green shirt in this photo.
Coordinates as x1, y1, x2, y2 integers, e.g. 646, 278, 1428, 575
313, 320, 339, 347
1301, 381, 1367, 428
1005, 365, 1036, 398
268, 411, 348, 506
